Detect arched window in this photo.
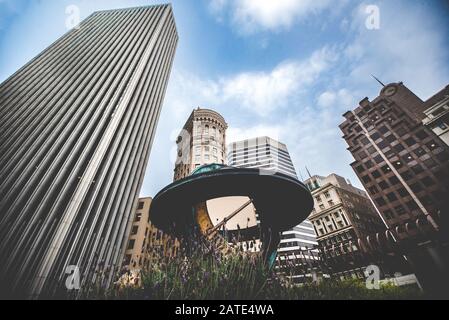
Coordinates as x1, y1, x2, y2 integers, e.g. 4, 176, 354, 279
205, 125, 209, 135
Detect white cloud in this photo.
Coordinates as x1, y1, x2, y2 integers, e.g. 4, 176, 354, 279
317, 91, 336, 108
227, 124, 282, 144
147, 46, 338, 120
209, 0, 333, 34
220, 46, 337, 116
343, 2, 449, 100
317, 89, 354, 108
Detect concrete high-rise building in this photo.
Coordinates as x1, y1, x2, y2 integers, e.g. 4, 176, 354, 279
174, 108, 228, 181
228, 136, 318, 282
0, 5, 178, 298
340, 82, 449, 294
228, 136, 298, 177
305, 174, 387, 279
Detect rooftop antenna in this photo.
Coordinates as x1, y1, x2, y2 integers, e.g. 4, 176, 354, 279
371, 74, 385, 87
305, 166, 313, 179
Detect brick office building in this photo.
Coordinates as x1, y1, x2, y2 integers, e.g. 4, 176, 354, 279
339, 82, 449, 296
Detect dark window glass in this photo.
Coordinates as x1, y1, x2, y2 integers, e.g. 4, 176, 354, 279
415, 130, 428, 140
375, 197, 387, 206
410, 182, 423, 193
396, 127, 407, 136
127, 239, 135, 250
377, 140, 388, 149
372, 170, 381, 178
379, 181, 389, 189
389, 176, 400, 185
401, 170, 413, 181
393, 160, 403, 169
374, 155, 383, 164
386, 192, 398, 202
369, 186, 379, 194
411, 164, 424, 175
364, 160, 374, 169
426, 141, 438, 151
397, 187, 409, 197
414, 147, 426, 157
379, 126, 389, 134
358, 151, 368, 160
362, 175, 371, 183
138, 202, 144, 209
371, 132, 381, 141
355, 165, 365, 173
393, 143, 405, 152
361, 137, 369, 145
131, 225, 138, 235
383, 210, 394, 219
405, 137, 416, 147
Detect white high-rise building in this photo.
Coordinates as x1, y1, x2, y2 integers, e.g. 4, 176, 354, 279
228, 137, 318, 282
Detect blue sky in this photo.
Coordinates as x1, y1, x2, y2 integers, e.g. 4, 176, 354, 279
1, 0, 449, 197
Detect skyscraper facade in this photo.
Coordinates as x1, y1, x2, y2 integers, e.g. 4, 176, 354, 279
339, 82, 449, 293
305, 173, 387, 279
228, 137, 318, 282
174, 108, 228, 181
228, 136, 297, 177
0, 5, 178, 298
340, 83, 449, 238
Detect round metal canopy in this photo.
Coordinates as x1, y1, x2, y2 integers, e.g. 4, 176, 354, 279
150, 165, 313, 236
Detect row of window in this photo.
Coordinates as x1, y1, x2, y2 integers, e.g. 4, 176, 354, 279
196, 124, 223, 137
194, 154, 220, 162
315, 190, 331, 202
313, 210, 349, 236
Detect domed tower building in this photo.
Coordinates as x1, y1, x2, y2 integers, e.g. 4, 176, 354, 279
174, 108, 228, 181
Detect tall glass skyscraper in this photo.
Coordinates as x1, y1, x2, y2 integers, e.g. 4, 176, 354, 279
0, 4, 177, 298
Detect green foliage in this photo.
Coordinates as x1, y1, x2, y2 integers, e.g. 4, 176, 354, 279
102, 250, 424, 300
